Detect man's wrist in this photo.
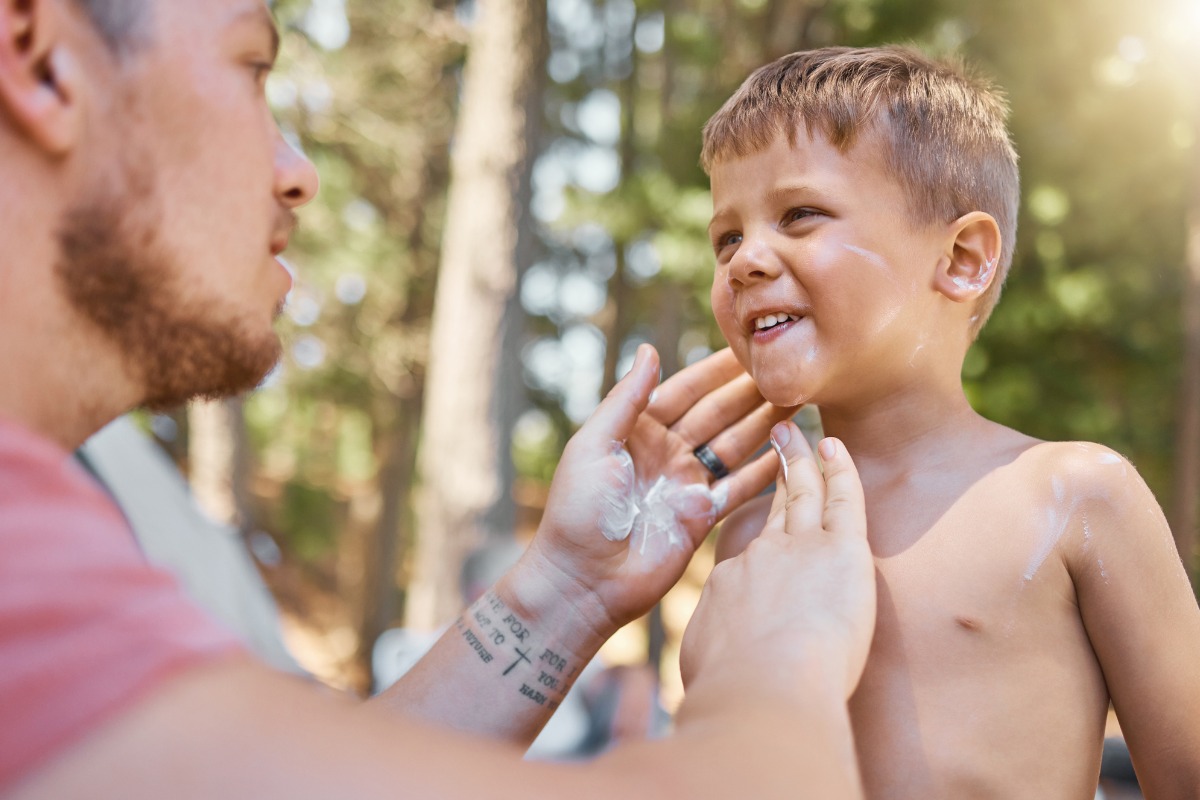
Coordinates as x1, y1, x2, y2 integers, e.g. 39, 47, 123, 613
491, 542, 616, 665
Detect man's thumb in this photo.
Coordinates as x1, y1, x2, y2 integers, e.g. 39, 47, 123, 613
582, 344, 660, 443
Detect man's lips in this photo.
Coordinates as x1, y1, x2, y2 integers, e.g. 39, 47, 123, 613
270, 208, 300, 256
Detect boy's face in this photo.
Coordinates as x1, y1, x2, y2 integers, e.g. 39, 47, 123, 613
708, 130, 945, 408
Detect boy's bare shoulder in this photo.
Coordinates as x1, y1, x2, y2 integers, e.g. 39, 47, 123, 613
1013, 439, 1165, 557
1015, 439, 1144, 502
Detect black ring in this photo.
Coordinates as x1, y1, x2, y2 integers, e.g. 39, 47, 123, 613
693, 444, 730, 479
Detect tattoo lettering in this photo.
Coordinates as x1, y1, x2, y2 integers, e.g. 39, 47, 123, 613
458, 591, 582, 709
460, 625, 495, 664
539, 648, 568, 673
501, 613, 530, 643
520, 683, 548, 705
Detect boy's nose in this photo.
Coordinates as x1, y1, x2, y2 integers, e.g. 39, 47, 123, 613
727, 236, 783, 287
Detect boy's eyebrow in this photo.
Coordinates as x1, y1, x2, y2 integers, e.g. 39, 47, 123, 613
766, 184, 821, 205
707, 208, 734, 237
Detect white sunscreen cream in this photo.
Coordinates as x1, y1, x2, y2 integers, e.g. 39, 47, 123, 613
598, 442, 729, 560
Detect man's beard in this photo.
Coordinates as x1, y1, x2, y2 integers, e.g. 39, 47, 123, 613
54, 162, 282, 412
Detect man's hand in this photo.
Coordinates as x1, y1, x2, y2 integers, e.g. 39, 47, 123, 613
680, 423, 875, 701
517, 344, 794, 647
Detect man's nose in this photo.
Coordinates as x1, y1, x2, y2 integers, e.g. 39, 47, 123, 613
274, 128, 320, 209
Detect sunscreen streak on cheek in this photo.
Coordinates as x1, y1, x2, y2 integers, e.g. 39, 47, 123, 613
908, 331, 929, 368
841, 243, 907, 335
842, 243, 889, 271
842, 243, 905, 294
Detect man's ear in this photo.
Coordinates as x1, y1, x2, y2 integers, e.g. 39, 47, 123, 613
0, 0, 82, 155
933, 212, 1003, 303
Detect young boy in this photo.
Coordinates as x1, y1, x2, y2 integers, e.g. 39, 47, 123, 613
705, 47, 1200, 798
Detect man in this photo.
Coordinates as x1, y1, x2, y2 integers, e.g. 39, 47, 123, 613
0, 1, 878, 796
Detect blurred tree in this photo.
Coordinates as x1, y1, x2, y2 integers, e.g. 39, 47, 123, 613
253, 0, 465, 687
188, 398, 255, 529
515, 0, 1199, 679
954, 0, 1193, 576
407, 0, 550, 628
237, 0, 1197, 688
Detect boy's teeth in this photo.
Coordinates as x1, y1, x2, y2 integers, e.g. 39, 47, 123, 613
755, 313, 799, 331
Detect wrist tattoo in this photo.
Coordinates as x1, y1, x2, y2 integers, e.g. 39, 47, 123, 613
455, 590, 582, 711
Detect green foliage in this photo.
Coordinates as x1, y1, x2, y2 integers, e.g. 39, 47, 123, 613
249, 0, 462, 563
278, 478, 341, 560
258, 0, 1196, 585
520, 0, 1195, 524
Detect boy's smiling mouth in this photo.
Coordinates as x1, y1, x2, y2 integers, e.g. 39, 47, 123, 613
754, 313, 802, 332
743, 307, 810, 344
742, 303, 810, 333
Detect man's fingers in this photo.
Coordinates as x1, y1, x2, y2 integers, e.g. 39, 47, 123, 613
708, 448, 778, 529
645, 349, 744, 426
772, 422, 825, 535
817, 438, 867, 539
582, 344, 660, 444
670, 373, 774, 446
698, 401, 797, 475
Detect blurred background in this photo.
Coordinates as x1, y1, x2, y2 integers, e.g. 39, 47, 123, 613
126, 0, 1198, 735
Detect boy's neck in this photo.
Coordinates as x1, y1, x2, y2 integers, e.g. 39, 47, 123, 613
818, 380, 988, 479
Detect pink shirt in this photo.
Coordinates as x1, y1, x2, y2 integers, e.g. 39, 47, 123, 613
0, 418, 244, 792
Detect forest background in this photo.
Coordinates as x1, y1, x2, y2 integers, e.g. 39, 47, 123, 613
163, 0, 1200, 700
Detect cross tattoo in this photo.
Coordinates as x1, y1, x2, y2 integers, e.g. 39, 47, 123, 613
503, 646, 533, 676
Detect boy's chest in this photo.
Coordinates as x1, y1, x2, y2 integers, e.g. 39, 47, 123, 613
848, 467, 1110, 796
863, 477, 1080, 653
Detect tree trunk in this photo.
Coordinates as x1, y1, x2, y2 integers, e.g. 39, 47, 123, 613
1171, 149, 1200, 582
188, 397, 253, 529
601, 4, 641, 395
408, 0, 548, 629
352, 135, 452, 679
342, 0, 462, 671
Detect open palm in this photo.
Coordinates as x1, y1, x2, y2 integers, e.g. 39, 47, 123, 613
530, 346, 795, 630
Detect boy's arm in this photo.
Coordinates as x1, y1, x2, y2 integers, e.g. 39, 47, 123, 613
1070, 451, 1200, 798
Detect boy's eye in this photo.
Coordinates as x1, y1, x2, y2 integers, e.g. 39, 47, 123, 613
783, 207, 818, 224
715, 232, 743, 252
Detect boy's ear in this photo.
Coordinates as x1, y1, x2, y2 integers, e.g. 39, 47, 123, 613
0, 0, 82, 156
933, 212, 1003, 303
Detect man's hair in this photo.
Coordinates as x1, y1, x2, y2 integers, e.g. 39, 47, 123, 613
701, 46, 1020, 337
73, 0, 148, 54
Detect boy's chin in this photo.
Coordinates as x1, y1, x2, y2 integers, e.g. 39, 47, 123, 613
753, 375, 814, 408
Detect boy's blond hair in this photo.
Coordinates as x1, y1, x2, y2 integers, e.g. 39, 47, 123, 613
702, 46, 1020, 336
